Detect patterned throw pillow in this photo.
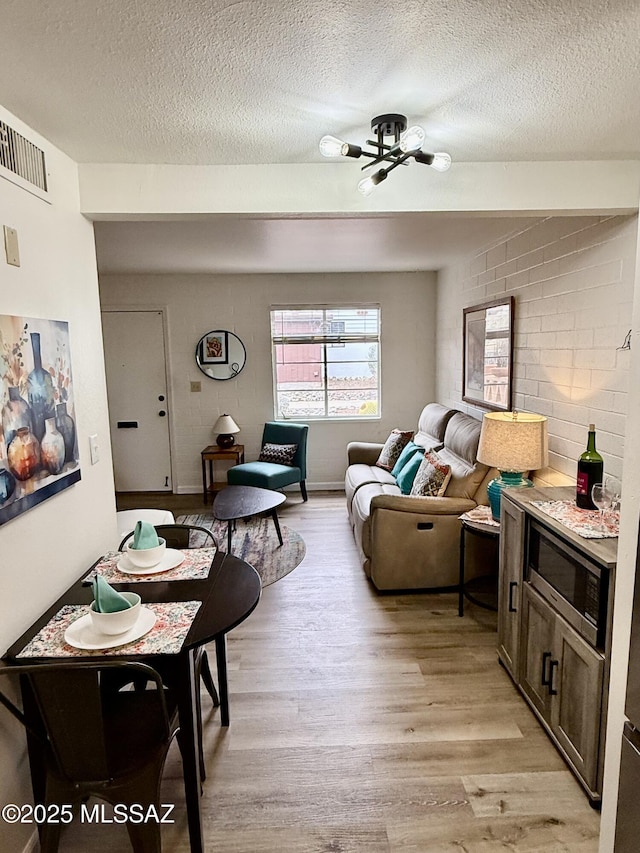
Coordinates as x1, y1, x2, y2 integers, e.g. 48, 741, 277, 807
410, 449, 452, 497
258, 442, 298, 466
375, 429, 414, 471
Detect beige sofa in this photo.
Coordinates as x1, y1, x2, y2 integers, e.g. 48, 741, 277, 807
346, 403, 495, 591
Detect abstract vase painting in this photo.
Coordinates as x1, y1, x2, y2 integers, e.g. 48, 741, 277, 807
27, 332, 56, 443
2, 386, 33, 447
41, 418, 65, 475
0, 315, 81, 526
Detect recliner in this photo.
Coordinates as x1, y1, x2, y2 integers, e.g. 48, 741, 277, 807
227, 421, 309, 501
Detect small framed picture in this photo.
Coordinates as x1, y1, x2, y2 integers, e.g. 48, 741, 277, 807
200, 331, 229, 364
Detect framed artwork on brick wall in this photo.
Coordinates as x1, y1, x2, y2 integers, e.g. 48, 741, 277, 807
462, 296, 514, 412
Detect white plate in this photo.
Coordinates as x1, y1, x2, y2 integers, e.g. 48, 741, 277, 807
116, 548, 185, 575
64, 607, 157, 650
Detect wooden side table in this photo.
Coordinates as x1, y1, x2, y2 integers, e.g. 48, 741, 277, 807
201, 444, 245, 503
458, 516, 500, 616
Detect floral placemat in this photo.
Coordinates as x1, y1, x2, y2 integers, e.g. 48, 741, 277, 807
531, 500, 619, 539
16, 600, 202, 658
460, 505, 500, 528
84, 547, 215, 584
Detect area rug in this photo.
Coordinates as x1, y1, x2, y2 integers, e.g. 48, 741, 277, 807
176, 513, 306, 587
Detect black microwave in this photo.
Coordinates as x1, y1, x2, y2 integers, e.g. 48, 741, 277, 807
527, 520, 608, 649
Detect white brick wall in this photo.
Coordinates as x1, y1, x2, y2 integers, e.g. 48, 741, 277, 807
436, 215, 638, 486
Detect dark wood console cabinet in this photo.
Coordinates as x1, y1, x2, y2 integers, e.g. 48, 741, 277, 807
498, 485, 617, 803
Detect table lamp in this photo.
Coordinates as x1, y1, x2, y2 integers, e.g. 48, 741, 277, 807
213, 414, 240, 448
477, 411, 549, 520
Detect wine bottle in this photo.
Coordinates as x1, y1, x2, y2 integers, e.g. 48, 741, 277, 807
576, 423, 604, 509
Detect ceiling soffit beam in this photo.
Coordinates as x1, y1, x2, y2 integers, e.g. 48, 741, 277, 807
79, 161, 640, 220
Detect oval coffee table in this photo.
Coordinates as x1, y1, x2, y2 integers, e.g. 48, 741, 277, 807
213, 484, 286, 554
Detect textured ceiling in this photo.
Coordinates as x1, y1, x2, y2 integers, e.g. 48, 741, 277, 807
2, 0, 639, 166
2, 0, 639, 273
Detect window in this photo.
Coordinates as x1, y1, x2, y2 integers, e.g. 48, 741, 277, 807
270, 306, 380, 419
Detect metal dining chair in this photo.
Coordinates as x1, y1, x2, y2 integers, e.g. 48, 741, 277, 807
0, 660, 179, 853
118, 522, 220, 780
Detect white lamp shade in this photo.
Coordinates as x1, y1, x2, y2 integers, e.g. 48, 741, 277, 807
213, 414, 240, 435
477, 411, 548, 472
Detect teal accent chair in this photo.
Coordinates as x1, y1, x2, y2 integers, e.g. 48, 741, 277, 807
227, 421, 309, 501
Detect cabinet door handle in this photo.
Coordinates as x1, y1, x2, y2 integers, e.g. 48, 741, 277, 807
548, 659, 559, 696
508, 581, 518, 612
541, 651, 552, 686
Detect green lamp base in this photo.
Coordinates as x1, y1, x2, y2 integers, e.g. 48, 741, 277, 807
487, 471, 534, 521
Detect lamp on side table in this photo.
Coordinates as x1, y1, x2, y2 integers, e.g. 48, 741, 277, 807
213, 414, 240, 448
477, 411, 549, 521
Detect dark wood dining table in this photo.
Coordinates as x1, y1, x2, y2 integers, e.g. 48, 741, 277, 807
2, 546, 261, 853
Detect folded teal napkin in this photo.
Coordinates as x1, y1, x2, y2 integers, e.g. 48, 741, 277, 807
132, 520, 160, 550
92, 575, 132, 613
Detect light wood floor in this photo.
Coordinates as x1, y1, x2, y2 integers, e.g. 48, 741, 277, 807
63, 491, 600, 852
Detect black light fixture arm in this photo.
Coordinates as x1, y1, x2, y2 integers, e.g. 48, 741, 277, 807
414, 150, 435, 166
376, 150, 413, 177
319, 111, 451, 195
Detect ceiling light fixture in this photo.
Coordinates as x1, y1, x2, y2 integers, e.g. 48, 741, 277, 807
319, 113, 451, 196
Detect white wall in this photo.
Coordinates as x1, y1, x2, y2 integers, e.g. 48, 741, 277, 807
99, 271, 437, 491
436, 215, 638, 485
0, 106, 116, 853
599, 223, 640, 851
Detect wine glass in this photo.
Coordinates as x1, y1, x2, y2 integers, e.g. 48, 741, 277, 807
605, 474, 622, 515
591, 483, 611, 532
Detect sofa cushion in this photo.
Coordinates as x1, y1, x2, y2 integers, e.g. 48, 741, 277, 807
437, 412, 489, 500
258, 442, 298, 465
410, 450, 452, 497
443, 412, 481, 466
414, 403, 458, 449
396, 449, 425, 494
375, 429, 413, 471
345, 463, 396, 515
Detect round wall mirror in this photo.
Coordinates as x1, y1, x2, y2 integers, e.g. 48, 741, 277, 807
195, 330, 246, 381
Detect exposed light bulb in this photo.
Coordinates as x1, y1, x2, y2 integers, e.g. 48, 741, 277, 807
319, 135, 346, 158
430, 152, 452, 172
358, 176, 376, 196
358, 169, 387, 196
399, 125, 425, 153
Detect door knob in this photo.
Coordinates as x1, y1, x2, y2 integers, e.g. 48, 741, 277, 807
159, 410, 166, 417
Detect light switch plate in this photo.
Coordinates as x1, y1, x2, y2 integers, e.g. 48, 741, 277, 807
89, 434, 100, 465
4, 225, 20, 266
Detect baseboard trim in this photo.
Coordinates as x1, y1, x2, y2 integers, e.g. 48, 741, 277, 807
176, 482, 343, 495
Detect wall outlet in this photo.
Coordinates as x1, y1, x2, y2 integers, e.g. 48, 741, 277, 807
3, 225, 20, 266
190, 381, 201, 392
89, 434, 100, 465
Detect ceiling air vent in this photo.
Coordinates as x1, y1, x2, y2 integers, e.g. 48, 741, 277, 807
0, 120, 48, 193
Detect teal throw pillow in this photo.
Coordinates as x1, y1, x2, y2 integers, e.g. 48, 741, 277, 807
396, 449, 425, 495
391, 440, 420, 478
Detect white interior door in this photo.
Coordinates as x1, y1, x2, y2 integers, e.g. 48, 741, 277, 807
102, 310, 172, 491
